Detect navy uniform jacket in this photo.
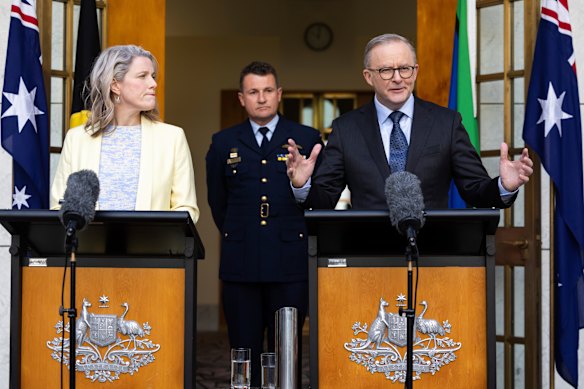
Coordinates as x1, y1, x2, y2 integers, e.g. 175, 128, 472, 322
206, 116, 322, 283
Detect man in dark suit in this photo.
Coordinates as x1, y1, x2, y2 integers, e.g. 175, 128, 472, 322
286, 33, 533, 209
206, 61, 322, 387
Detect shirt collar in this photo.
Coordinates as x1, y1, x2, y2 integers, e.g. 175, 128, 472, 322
250, 114, 280, 135
374, 94, 415, 123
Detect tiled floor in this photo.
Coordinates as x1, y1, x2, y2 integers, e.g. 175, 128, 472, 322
195, 330, 310, 389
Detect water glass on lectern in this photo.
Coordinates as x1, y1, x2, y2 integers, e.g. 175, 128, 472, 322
261, 352, 277, 388
231, 347, 251, 389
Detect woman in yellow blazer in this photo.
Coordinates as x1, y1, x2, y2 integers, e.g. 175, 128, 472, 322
50, 45, 199, 223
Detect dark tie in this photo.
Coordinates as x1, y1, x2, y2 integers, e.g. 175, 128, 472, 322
389, 111, 408, 173
259, 127, 270, 154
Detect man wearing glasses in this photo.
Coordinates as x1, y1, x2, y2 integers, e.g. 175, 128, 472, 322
286, 33, 533, 209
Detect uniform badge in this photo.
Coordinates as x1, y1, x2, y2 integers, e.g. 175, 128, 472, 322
282, 144, 302, 150
227, 148, 241, 166
343, 294, 461, 383
279, 144, 305, 161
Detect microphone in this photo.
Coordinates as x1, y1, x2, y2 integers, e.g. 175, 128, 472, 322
385, 171, 426, 244
59, 170, 100, 237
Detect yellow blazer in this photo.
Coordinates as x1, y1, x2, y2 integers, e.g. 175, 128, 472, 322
50, 116, 200, 223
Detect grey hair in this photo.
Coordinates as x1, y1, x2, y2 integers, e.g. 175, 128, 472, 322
84, 44, 160, 135
363, 34, 417, 68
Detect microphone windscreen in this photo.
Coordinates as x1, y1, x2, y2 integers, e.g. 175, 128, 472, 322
59, 169, 100, 231
384, 171, 425, 229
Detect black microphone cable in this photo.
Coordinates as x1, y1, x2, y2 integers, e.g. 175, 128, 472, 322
60, 258, 67, 389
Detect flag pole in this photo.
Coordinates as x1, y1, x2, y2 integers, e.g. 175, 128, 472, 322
549, 180, 555, 389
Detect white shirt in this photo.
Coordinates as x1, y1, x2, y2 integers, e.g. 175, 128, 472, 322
250, 115, 279, 146
375, 94, 415, 163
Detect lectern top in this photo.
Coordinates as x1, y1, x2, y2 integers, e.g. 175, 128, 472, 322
304, 208, 500, 256
0, 210, 204, 259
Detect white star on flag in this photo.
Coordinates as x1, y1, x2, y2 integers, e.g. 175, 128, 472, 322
537, 82, 573, 137
1, 77, 45, 133
12, 186, 31, 210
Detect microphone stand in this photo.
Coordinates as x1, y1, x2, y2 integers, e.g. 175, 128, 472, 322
399, 233, 418, 389
60, 228, 78, 389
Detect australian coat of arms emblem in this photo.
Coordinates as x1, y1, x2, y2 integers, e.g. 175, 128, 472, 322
46, 296, 161, 383
344, 295, 461, 383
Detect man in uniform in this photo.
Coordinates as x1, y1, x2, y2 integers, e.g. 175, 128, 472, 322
206, 61, 322, 387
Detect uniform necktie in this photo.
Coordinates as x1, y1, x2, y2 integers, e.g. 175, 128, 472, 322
389, 111, 408, 173
259, 127, 270, 154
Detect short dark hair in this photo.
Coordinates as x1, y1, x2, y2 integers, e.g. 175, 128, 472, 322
239, 61, 279, 91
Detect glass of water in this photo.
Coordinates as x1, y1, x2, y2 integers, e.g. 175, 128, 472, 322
261, 352, 276, 389
230, 348, 251, 389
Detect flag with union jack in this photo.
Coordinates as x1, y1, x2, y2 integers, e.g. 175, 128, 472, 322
522, 0, 584, 387
1, 0, 49, 209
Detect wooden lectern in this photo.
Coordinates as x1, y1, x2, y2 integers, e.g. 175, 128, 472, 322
0, 210, 204, 388
306, 209, 498, 389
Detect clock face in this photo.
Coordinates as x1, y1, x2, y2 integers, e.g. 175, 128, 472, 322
304, 23, 333, 51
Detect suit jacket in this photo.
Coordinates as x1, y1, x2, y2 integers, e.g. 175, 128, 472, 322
206, 116, 322, 282
50, 116, 200, 222
307, 97, 511, 209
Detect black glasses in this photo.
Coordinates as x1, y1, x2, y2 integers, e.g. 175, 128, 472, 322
367, 66, 416, 80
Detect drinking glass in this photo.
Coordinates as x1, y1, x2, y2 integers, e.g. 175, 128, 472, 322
230, 347, 251, 389
261, 352, 276, 389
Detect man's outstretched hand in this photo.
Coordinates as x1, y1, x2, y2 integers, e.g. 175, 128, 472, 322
286, 138, 322, 188
499, 142, 534, 192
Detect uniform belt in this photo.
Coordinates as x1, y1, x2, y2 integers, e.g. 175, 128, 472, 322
260, 203, 270, 219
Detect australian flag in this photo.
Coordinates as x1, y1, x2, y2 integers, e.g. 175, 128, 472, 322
522, 0, 584, 387
1, 0, 49, 209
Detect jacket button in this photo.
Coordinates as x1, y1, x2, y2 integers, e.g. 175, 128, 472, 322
261, 196, 268, 202
260, 220, 267, 226
261, 178, 268, 183
299, 233, 304, 238
261, 159, 267, 165
224, 233, 228, 238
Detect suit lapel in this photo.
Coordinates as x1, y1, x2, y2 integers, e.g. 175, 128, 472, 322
237, 120, 261, 153
269, 116, 292, 156
83, 129, 102, 175
135, 116, 153, 211
406, 98, 433, 172
360, 103, 391, 177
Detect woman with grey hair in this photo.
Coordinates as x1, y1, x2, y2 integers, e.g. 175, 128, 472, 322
50, 45, 199, 222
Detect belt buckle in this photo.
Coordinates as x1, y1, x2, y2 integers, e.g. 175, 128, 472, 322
260, 203, 270, 218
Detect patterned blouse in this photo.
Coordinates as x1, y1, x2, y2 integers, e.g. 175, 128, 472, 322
97, 125, 141, 210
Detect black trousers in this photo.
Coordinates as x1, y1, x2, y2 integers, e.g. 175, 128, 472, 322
222, 280, 308, 387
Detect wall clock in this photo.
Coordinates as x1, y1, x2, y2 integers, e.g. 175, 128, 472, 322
304, 22, 333, 51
